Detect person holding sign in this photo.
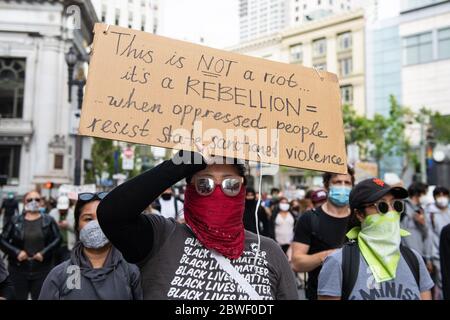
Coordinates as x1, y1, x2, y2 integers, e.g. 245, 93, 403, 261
97, 145, 298, 300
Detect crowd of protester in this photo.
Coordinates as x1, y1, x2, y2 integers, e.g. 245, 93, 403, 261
1, 149, 449, 300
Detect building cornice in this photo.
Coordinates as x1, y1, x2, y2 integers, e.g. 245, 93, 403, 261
282, 9, 365, 39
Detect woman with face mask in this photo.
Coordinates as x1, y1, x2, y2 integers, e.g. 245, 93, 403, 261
38, 192, 142, 300
318, 178, 434, 300
270, 197, 296, 255
0, 190, 61, 300
97, 147, 299, 300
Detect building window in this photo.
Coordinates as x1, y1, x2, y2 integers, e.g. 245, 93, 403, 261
313, 38, 327, 58
338, 57, 353, 77
128, 12, 133, 29
438, 27, 450, 59
0, 145, 21, 180
337, 31, 352, 51
340, 85, 353, 105
403, 32, 432, 65
101, 3, 107, 22
0, 58, 25, 119
141, 15, 146, 31
115, 8, 120, 25
54, 154, 64, 170
295, 16, 299, 22
290, 44, 303, 62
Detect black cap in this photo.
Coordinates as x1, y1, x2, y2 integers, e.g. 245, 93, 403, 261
349, 178, 408, 211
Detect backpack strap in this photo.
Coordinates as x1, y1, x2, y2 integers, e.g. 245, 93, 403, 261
341, 241, 360, 300
429, 211, 435, 231
309, 209, 319, 238
309, 209, 333, 247
400, 245, 420, 288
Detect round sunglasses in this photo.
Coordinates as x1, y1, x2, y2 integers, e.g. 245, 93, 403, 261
78, 191, 108, 202
194, 176, 243, 197
364, 199, 405, 214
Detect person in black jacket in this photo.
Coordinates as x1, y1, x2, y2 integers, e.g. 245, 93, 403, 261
0, 257, 14, 300
0, 190, 61, 300
440, 223, 450, 300
243, 187, 270, 236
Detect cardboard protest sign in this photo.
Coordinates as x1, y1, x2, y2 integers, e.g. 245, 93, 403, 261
79, 23, 347, 174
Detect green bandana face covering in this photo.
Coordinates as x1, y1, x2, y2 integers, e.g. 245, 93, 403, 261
346, 211, 410, 283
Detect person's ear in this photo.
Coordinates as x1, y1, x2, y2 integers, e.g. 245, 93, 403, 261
355, 209, 365, 222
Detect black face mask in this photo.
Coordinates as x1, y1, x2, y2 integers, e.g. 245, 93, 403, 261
161, 193, 172, 201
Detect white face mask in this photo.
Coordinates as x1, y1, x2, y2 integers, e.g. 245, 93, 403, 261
436, 197, 449, 209
279, 203, 290, 212
419, 195, 428, 206
25, 200, 40, 212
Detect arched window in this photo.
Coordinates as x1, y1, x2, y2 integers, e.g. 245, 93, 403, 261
0, 58, 25, 118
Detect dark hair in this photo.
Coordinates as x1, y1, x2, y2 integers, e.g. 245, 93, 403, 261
270, 188, 280, 195
322, 165, 355, 189
347, 210, 362, 231
433, 186, 450, 198
246, 187, 256, 195
304, 189, 315, 200
185, 162, 247, 185
278, 196, 288, 203
23, 190, 41, 202
408, 182, 428, 198
74, 198, 101, 238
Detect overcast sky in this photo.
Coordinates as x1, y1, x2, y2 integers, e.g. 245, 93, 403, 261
158, 0, 239, 49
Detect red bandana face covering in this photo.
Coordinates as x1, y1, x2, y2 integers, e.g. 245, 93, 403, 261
183, 183, 246, 260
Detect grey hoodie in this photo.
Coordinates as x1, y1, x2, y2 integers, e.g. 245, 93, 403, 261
401, 199, 432, 260
38, 242, 142, 300
426, 203, 450, 260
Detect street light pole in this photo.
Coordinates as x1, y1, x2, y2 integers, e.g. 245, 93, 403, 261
73, 79, 85, 186
419, 114, 430, 184
65, 46, 86, 186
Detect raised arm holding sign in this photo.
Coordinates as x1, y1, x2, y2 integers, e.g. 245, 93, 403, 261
80, 23, 347, 174
86, 23, 347, 300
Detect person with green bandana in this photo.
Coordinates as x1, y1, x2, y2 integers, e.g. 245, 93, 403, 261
318, 178, 434, 300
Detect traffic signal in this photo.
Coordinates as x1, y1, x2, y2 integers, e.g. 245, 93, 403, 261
426, 125, 435, 142
44, 181, 54, 189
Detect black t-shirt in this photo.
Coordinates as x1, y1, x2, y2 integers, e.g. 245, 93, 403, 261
293, 206, 350, 300
24, 218, 45, 256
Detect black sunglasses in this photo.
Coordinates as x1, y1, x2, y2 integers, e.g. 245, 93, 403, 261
26, 197, 41, 203
78, 192, 108, 202
364, 199, 405, 214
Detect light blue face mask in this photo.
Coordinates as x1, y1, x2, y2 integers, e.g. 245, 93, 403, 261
328, 186, 351, 207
